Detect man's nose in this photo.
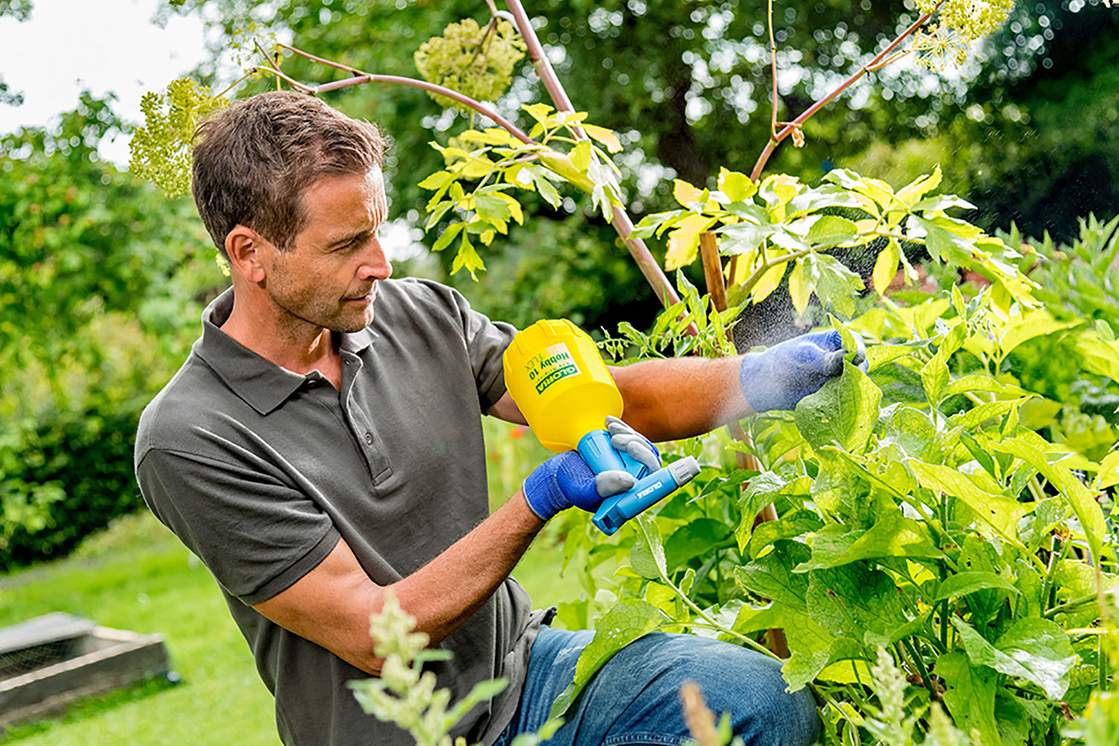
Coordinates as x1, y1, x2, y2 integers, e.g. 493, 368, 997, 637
358, 238, 393, 281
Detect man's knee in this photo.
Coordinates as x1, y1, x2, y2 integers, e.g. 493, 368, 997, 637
650, 634, 820, 745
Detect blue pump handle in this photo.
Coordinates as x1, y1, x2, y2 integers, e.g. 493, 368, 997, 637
576, 429, 696, 536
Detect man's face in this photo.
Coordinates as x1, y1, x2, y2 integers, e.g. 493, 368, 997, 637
264, 167, 392, 333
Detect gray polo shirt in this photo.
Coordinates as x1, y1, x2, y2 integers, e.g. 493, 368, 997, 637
134, 278, 546, 745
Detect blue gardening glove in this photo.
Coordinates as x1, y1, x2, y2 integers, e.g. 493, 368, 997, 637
522, 452, 635, 522
739, 329, 867, 413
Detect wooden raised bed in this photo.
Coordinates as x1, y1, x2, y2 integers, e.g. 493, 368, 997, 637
0, 612, 173, 729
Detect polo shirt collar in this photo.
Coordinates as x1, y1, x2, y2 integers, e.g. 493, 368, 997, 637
195, 287, 374, 415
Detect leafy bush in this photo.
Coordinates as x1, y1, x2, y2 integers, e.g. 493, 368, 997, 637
0, 399, 143, 572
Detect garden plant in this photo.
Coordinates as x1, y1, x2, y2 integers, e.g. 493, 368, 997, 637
129, 0, 1119, 743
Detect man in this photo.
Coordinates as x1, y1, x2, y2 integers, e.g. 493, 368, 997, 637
135, 92, 847, 745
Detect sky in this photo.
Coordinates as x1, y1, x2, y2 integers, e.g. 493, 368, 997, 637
0, 0, 209, 164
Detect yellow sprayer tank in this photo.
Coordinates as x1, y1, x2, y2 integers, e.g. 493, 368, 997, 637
502, 319, 622, 452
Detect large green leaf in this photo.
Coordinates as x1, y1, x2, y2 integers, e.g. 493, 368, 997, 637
908, 460, 1030, 540
938, 651, 1003, 745
735, 540, 811, 609
549, 598, 663, 717
664, 518, 731, 571
953, 617, 1078, 700
747, 510, 823, 559
794, 362, 882, 453
806, 564, 912, 648
987, 435, 1106, 564
798, 511, 942, 571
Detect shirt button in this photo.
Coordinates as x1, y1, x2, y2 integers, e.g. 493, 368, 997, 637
363, 432, 374, 445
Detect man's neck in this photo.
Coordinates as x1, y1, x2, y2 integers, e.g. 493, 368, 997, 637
219, 284, 339, 377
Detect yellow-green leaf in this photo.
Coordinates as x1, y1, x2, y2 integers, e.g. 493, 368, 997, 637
788, 260, 811, 314
581, 124, 622, 153
431, 222, 462, 252
908, 460, 1030, 541
718, 167, 757, 202
571, 140, 592, 172
987, 435, 1106, 563
895, 165, 943, 209
872, 238, 901, 295
1097, 451, 1119, 490
673, 178, 705, 208
752, 261, 788, 305
664, 214, 716, 270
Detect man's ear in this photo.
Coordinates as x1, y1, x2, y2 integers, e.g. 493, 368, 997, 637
225, 225, 270, 283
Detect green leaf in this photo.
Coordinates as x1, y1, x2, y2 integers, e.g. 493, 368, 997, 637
664, 518, 731, 570
907, 460, 1030, 540
534, 173, 562, 209
633, 514, 667, 579
549, 599, 663, 717
806, 215, 859, 247
937, 651, 1003, 745
797, 511, 942, 571
932, 571, 1021, 603
953, 617, 1078, 700
430, 222, 462, 252
735, 540, 811, 609
747, 510, 823, 559
805, 253, 865, 317
987, 435, 1106, 564
921, 323, 966, 406
806, 564, 912, 648
794, 362, 882, 453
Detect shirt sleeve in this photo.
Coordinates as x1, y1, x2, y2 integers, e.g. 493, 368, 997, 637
447, 287, 518, 412
136, 447, 340, 606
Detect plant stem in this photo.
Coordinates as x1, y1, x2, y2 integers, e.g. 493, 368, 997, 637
748, 0, 946, 181
904, 637, 935, 696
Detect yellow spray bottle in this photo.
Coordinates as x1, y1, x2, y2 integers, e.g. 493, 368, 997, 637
503, 320, 699, 534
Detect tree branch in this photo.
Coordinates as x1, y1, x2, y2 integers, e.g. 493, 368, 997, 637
502, 0, 688, 318
749, 0, 946, 181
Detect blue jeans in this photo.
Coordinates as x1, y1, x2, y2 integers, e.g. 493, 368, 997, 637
495, 627, 820, 746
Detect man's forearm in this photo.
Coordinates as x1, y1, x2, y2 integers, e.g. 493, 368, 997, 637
384, 490, 544, 646
609, 356, 753, 442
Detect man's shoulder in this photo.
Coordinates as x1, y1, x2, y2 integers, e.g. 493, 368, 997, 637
375, 277, 473, 331
134, 352, 233, 467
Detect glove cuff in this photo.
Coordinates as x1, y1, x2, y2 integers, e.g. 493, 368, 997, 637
739, 352, 781, 413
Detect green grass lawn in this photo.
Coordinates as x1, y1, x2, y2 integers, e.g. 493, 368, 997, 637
0, 421, 583, 745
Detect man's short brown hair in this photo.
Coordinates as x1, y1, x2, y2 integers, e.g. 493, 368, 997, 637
191, 91, 387, 257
